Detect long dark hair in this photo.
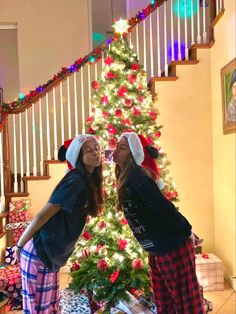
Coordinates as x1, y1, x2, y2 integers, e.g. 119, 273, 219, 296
115, 158, 136, 211
77, 150, 104, 217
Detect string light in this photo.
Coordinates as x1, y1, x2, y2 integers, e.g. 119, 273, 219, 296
113, 19, 130, 34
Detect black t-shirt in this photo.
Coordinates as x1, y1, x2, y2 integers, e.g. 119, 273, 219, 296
122, 166, 192, 255
33, 169, 88, 271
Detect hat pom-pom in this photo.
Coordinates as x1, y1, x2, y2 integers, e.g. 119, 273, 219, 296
145, 146, 159, 159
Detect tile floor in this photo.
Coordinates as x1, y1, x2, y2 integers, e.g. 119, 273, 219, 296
7, 273, 236, 313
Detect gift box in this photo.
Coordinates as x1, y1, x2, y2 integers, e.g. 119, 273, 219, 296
195, 253, 224, 291
8, 199, 32, 245
116, 291, 153, 314
5, 247, 16, 266
0, 265, 21, 290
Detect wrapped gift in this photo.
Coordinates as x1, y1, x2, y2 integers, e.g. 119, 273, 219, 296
0, 265, 21, 290
196, 253, 224, 291
9, 199, 31, 223
5, 247, 16, 266
116, 291, 153, 314
59, 288, 91, 314
8, 199, 32, 245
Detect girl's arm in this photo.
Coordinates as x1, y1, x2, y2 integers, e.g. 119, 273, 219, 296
15, 202, 61, 260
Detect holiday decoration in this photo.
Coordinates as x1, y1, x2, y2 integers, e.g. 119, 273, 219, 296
69, 37, 179, 311
8, 199, 32, 245
195, 254, 224, 291
113, 19, 130, 35
0, 1, 160, 129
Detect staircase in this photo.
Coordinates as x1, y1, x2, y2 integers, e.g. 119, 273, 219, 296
0, 1, 225, 248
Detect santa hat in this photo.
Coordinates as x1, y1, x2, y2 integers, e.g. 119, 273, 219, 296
138, 134, 159, 180
119, 132, 144, 165
58, 134, 99, 170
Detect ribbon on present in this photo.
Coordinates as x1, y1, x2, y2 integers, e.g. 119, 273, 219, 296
201, 253, 209, 259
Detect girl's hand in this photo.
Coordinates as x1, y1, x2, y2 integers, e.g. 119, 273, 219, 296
14, 245, 22, 263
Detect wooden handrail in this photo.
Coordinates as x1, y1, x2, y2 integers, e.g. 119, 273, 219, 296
2, 0, 166, 116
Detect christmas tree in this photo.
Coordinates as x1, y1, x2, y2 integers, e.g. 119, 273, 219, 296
69, 36, 179, 311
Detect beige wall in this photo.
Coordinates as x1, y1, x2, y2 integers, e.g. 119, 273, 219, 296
210, 0, 236, 289
0, 0, 91, 101
154, 50, 214, 253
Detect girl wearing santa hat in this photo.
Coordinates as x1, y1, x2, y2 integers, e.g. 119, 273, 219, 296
113, 132, 204, 314
15, 134, 103, 314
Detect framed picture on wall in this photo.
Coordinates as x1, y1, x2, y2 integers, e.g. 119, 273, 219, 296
221, 58, 236, 134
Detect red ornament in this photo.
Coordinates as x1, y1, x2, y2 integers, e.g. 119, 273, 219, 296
102, 111, 109, 118
121, 119, 131, 126
101, 95, 109, 105
118, 86, 128, 97
115, 109, 123, 117
71, 261, 80, 271
97, 259, 108, 272
121, 218, 128, 225
106, 71, 116, 80
172, 191, 178, 199
154, 131, 161, 138
106, 124, 118, 135
108, 137, 118, 149
118, 239, 128, 251
138, 96, 144, 103
110, 270, 120, 283
87, 126, 95, 134
124, 99, 133, 108
138, 85, 143, 91
128, 74, 137, 83
82, 231, 92, 240
165, 191, 172, 200
86, 116, 94, 123
91, 80, 100, 90
104, 56, 114, 66
132, 106, 141, 116
131, 64, 139, 71
132, 258, 144, 270
98, 220, 106, 230
146, 137, 154, 145
149, 111, 157, 121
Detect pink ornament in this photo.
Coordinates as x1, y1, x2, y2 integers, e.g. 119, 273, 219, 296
132, 258, 144, 270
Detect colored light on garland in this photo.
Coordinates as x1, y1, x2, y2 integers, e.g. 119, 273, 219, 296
174, 0, 198, 18
89, 56, 96, 63
18, 93, 25, 100
113, 19, 130, 34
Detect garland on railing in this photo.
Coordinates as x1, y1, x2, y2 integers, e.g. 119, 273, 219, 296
0, 0, 162, 128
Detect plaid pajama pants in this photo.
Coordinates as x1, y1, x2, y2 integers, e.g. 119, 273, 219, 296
149, 239, 205, 314
20, 239, 60, 314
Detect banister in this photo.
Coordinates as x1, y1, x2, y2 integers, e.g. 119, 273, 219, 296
1, 0, 166, 117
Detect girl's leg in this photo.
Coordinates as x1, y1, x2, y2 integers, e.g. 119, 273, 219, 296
156, 240, 205, 314
149, 254, 175, 314
20, 239, 60, 314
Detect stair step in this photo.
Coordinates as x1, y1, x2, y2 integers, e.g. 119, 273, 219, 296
23, 176, 51, 181
5, 192, 29, 197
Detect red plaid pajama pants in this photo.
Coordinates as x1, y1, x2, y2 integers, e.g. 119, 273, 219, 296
149, 239, 205, 314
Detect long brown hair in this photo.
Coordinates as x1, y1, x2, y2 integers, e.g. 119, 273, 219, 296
77, 150, 104, 217
115, 158, 136, 211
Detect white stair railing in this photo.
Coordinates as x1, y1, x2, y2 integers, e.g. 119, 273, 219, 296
1, 0, 224, 193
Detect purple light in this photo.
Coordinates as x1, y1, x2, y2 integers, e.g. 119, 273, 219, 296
168, 41, 186, 61
137, 12, 145, 20
69, 64, 76, 72
36, 86, 44, 92
106, 38, 112, 45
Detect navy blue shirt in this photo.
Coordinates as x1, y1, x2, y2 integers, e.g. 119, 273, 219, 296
33, 169, 88, 271
122, 166, 192, 255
